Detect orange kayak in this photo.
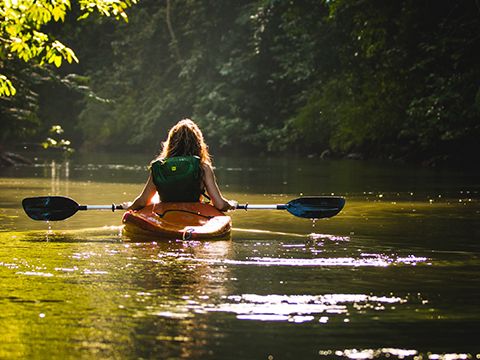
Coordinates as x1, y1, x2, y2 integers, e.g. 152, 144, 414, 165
122, 202, 232, 240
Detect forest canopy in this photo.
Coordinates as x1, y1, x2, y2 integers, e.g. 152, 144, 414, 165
1, 0, 479, 165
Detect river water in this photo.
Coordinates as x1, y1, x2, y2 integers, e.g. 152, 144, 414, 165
0, 152, 479, 359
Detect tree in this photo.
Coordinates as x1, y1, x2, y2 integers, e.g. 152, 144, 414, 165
0, 0, 137, 97
2, 0, 478, 165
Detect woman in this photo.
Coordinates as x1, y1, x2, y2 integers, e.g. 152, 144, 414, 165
122, 119, 237, 212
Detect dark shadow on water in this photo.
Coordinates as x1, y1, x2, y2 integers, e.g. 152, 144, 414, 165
21, 236, 122, 243
10, 227, 125, 244
0, 296, 66, 304
16, 229, 205, 246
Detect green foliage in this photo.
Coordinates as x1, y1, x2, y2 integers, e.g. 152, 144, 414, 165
0, 0, 137, 97
41, 124, 74, 156
2, 0, 479, 165
0, 62, 41, 144
289, 0, 480, 161
0, 0, 138, 155
0, 74, 16, 95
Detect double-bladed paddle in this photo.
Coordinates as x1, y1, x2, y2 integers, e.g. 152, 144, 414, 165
22, 195, 345, 221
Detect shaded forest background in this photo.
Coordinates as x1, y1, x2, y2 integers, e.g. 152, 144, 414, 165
1, 0, 479, 166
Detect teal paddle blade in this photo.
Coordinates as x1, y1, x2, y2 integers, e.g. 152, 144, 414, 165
22, 196, 79, 221
285, 196, 345, 219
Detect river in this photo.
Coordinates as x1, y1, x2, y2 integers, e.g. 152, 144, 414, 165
0, 152, 479, 359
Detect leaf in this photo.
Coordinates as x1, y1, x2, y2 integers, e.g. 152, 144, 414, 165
52, 6, 64, 22
77, 12, 90, 20
0, 74, 17, 96
64, 47, 79, 63
54, 55, 62, 67
50, 125, 64, 135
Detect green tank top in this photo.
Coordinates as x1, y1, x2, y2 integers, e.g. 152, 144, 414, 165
150, 156, 202, 202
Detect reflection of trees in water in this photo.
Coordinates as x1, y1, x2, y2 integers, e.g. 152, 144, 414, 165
123, 240, 234, 359
2, 236, 233, 358
48, 160, 70, 196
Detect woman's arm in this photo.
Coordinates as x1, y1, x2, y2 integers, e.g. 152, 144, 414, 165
122, 174, 157, 210
202, 164, 237, 211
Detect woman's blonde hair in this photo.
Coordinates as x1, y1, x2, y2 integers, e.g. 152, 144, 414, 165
156, 119, 211, 165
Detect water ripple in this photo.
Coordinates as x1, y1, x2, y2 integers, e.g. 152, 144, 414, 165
182, 293, 408, 323
318, 348, 474, 360
185, 253, 429, 267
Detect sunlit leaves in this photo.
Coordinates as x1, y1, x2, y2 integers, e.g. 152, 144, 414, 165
41, 125, 74, 156
44, 40, 79, 67
77, 0, 136, 21
0, 74, 16, 95
0, 0, 137, 96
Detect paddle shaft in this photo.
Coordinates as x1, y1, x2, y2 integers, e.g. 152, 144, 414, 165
87, 204, 286, 211
79, 205, 124, 211
237, 204, 286, 210
87, 204, 287, 210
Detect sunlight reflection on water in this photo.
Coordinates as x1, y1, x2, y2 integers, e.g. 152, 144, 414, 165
308, 233, 351, 242
183, 254, 429, 267
15, 271, 54, 277
212, 293, 405, 321
148, 292, 409, 325
318, 348, 474, 360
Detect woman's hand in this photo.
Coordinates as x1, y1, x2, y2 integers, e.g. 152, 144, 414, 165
225, 199, 238, 211
217, 198, 238, 211
121, 201, 133, 210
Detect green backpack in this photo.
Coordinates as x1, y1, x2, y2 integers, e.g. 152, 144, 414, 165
150, 156, 202, 202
